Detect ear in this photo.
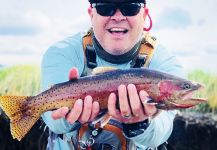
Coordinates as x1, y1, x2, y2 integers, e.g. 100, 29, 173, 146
143, 8, 149, 20
88, 5, 93, 19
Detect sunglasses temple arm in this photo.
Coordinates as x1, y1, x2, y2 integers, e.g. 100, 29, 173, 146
144, 8, 153, 32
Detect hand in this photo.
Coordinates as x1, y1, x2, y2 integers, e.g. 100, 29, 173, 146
51, 67, 100, 124
108, 84, 158, 124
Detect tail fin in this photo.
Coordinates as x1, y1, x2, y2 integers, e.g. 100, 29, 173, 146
0, 96, 39, 141
11, 114, 39, 141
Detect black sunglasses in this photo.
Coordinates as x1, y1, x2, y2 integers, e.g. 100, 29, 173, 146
91, 3, 144, 16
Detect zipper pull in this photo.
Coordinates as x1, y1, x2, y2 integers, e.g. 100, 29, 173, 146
86, 136, 94, 150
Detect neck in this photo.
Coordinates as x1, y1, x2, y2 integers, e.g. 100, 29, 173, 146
92, 35, 141, 64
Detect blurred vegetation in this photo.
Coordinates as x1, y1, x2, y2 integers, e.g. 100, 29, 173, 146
0, 65, 217, 113
187, 70, 217, 113
0, 65, 40, 96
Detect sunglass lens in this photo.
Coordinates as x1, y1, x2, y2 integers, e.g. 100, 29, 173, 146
96, 4, 117, 16
120, 3, 141, 16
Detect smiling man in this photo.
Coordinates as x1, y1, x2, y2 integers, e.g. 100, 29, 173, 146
41, 0, 184, 149
89, 1, 146, 55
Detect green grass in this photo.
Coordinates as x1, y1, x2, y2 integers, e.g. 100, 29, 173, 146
188, 70, 217, 113
0, 65, 41, 96
0, 65, 217, 113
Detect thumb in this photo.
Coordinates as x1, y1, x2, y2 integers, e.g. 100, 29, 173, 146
68, 67, 79, 80
51, 107, 69, 120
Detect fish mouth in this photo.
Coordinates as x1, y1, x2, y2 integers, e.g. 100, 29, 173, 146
156, 83, 207, 110
182, 82, 204, 99
155, 97, 207, 110
176, 83, 207, 107
166, 98, 207, 109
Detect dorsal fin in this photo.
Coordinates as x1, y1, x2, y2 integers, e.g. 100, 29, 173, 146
92, 67, 118, 75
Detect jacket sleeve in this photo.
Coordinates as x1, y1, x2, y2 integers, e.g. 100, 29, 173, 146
41, 35, 84, 134
127, 46, 185, 149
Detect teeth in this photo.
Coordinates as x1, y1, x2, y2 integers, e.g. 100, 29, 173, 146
110, 28, 126, 32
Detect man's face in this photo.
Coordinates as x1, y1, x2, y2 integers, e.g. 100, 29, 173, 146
88, 3, 147, 55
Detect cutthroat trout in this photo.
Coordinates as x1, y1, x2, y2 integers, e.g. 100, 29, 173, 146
0, 67, 206, 141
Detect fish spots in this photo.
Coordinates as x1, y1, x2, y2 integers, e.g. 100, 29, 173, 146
95, 97, 100, 101
25, 109, 32, 115
32, 99, 37, 103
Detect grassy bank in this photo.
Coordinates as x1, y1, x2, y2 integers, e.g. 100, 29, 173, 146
0, 65, 216, 113
0, 65, 40, 96
188, 70, 217, 113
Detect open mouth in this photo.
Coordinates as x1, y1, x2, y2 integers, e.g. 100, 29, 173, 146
168, 88, 207, 109
154, 87, 207, 110
108, 27, 128, 34
169, 85, 207, 108
154, 97, 207, 110
182, 90, 195, 100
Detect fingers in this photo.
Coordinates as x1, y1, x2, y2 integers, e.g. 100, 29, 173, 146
113, 84, 158, 124
51, 107, 69, 120
78, 96, 93, 123
127, 84, 143, 117
89, 101, 100, 121
66, 96, 100, 124
108, 93, 122, 120
139, 90, 158, 117
118, 85, 132, 118
68, 67, 79, 80
66, 99, 83, 124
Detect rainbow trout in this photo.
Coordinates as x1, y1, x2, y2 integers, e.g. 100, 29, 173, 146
0, 67, 206, 141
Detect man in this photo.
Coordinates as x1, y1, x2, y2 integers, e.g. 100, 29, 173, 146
41, 0, 184, 149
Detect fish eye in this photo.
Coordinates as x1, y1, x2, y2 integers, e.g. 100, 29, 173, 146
182, 83, 191, 90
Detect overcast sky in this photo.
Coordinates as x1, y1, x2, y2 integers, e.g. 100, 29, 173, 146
0, 0, 217, 73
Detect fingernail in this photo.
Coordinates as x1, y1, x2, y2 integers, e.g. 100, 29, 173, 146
77, 99, 83, 106
119, 84, 126, 90
86, 96, 92, 103
93, 101, 99, 108
127, 84, 135, 89
61, 107, 69, 115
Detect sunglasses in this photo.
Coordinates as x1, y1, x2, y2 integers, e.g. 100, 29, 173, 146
91, 3, 144, 16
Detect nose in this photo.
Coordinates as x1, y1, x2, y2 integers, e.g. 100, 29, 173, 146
110, 9, 126, 21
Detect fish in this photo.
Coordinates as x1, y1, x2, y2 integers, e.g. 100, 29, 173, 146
0, 67, 207, 141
